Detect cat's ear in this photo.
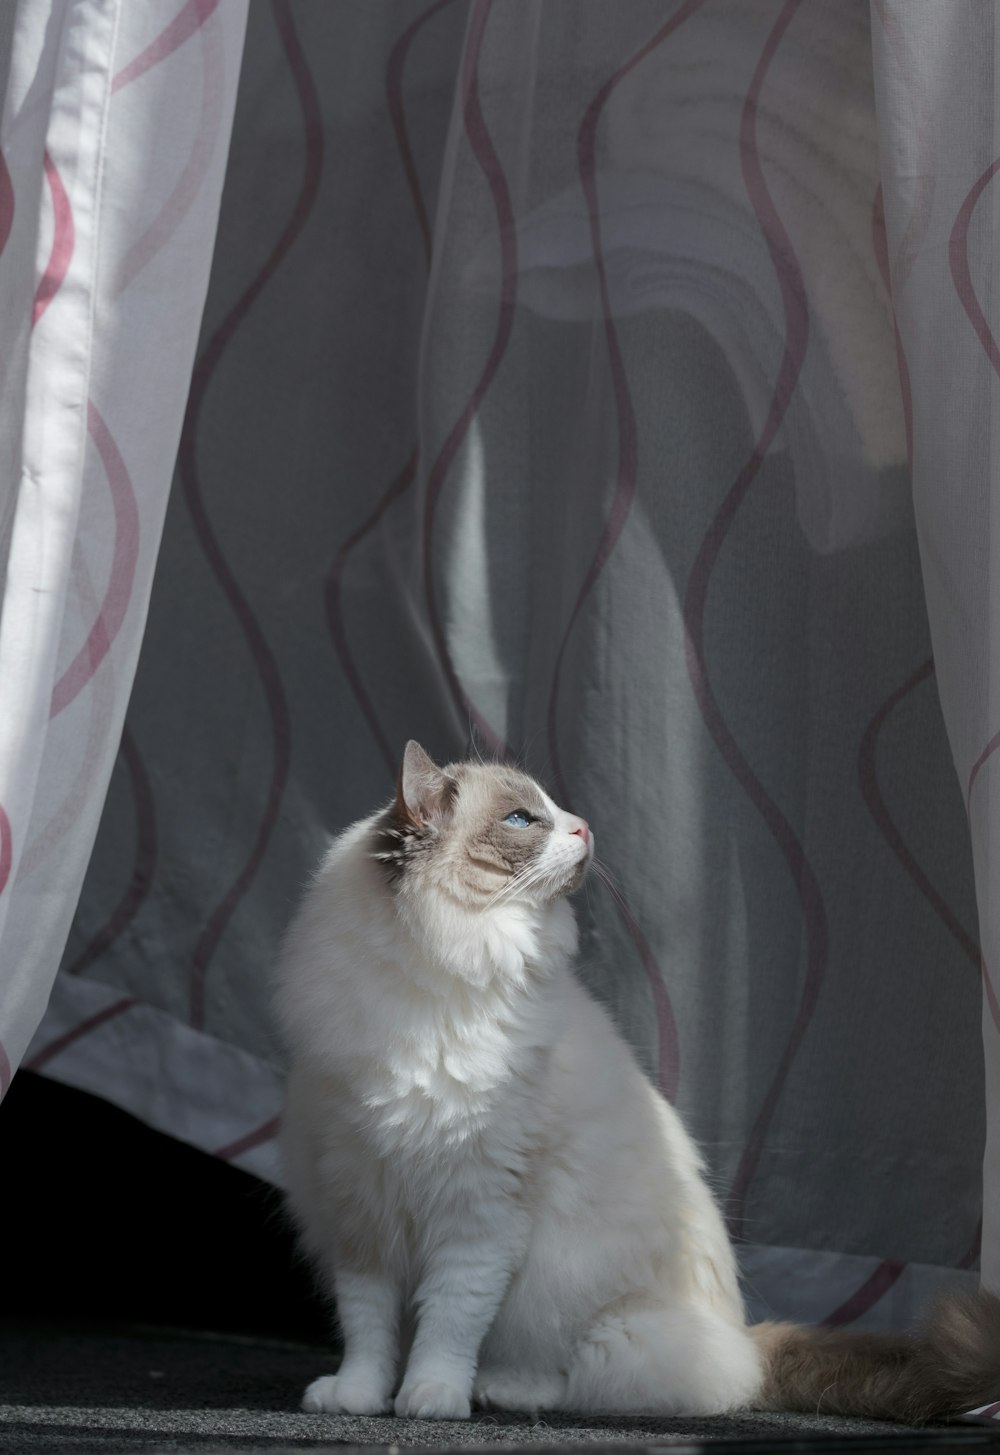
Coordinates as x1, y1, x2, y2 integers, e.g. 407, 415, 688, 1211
396, 740, 456, 830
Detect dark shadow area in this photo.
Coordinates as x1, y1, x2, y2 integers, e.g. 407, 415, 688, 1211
0, 1071, 328, 1343
0, 1325, 327, 1413
0, 1421, 333, 1454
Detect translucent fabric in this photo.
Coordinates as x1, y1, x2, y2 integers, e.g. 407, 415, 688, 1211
7, 0, 999, 1330
0, 0, 248, 1089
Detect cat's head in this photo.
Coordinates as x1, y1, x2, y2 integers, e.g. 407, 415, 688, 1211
372, 741, 593, 909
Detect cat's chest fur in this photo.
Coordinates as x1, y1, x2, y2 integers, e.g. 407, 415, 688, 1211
278, 825, 573, 1163
357, 972, 558, 1161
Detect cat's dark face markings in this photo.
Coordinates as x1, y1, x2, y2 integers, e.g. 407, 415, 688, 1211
372, 741, 591, 906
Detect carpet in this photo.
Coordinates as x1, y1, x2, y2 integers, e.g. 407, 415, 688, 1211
1, 1324, 996, 1455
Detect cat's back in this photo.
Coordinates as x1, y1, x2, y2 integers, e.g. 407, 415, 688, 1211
274, 813, 408, 1065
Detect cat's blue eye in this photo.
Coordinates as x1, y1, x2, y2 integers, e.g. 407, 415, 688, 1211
503, 810, 532, 829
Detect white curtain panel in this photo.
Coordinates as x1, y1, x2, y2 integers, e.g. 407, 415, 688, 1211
871, 0, 1000, 1297
0, 0, 248, 1089
5, 0, 1000, 1335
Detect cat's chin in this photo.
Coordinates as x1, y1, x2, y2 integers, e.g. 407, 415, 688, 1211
507, 864, 590, 908
564, 849, 593, 890
559, 851, 593, 898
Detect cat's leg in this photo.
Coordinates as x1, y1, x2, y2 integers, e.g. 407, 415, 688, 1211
564, 1304, 763, 1415
303, 1267, 401, 1415
394, 1234, 520, 1420
473, 1366, 568, 1412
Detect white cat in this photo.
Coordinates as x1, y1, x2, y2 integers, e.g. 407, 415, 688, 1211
275, 741, 999, 1422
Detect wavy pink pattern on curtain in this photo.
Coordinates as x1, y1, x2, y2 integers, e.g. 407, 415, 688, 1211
327, 451, 419, 777
387, 0, 456, 265
970, 733, 1000, 1042
852, 657, 987, 1319
872, 183, 912, 466
969, 720, 1000, 1034
112, 0, 220, 94
64, 728, 157, 977
681, 0, 825, 1239
49, 402, 140, 719
29, 140, 125, 1007
181, 0, 320, 1029
214, 1114, 280, 1161
114, 3, 225, 296
0, 805, 11, 895
822, 1259, 906, 1329
825, 63, 964, 1333
544, 2, 713, 1101
548, 0, 707, 808
858, 658, 978, 961
982, 961, 1000, 1040
392, 0, 683, 1096
949, 156, 1000, 1047
0, 147, 13, 255
969, 731, 1000, 814
949, 154, 1000, 372
421, 0, 512, 758
25, 996, 136, 1073
326, 2, 456, 777
32, 151, 74, 326
608, 898, 679, 1103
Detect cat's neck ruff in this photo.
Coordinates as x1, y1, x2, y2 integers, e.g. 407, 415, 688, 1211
393, 865, 577, 994
278, 816, 578, 1134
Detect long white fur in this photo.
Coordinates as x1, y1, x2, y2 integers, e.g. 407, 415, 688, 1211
275, 790, 762, 1420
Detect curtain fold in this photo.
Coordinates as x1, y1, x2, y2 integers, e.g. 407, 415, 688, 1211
870, 0, 1000, 1295
0, 0, 248, 1091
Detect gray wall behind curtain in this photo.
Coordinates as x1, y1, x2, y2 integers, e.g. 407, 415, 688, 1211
34, 0, 984, 1329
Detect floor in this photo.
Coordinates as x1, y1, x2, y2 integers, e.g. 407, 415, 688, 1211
2, 1324, 995, 1455
3, 1083, 996, 1454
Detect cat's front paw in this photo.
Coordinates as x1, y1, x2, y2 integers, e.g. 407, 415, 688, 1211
394, 1379, 471, 1420
302, 1374, 391, 1415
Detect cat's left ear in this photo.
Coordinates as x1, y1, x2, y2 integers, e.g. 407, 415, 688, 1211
396, 740, 456, 830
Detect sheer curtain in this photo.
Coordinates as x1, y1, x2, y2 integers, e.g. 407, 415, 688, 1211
0, 0, 248, 1090
4, 0, 998, 1333
872, 0, 1000, 1300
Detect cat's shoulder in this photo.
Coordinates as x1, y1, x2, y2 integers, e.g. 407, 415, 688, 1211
299, 811, 386, 904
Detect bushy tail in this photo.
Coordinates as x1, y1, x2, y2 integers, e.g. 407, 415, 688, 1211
753, 1290, 1000, 1424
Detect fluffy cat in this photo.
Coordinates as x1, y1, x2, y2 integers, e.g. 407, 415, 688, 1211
275, 741, 1000, 1422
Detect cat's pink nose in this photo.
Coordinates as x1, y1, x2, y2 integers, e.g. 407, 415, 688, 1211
569, 818, 590, 845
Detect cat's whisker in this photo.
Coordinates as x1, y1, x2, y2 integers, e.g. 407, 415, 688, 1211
482, 858, 556, 911
591, 873, 633, 924
480, 866, 532, 911
589, 860, 633, 920
591, 856, 624, 893
481, 848, 582, 911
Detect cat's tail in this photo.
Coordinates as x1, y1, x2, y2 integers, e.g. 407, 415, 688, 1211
752, 1289, 1000, 1423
